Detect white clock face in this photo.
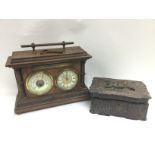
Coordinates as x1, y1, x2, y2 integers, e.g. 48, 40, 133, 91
57, 70, 78, 90
26, 71, 53, 96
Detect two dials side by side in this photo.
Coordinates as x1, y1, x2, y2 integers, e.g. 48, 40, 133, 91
26, 69, 78, 96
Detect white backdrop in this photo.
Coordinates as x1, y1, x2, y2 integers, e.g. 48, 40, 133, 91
0, 20, 155, 155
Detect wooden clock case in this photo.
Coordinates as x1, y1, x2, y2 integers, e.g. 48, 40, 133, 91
6, 42, 92, 114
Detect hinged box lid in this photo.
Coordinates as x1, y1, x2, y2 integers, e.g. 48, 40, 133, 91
90, 77, 151, 103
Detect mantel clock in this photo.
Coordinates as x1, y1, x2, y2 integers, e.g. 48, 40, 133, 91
6, 41, 92, 114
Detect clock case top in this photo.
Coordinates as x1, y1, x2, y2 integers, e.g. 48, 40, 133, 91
6, 46, 92, 68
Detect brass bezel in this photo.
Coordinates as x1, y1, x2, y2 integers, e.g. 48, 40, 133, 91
25, 70, 54, 96
56, 68, 79, 91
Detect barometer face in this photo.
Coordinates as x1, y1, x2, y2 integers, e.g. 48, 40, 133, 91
57, 70, 78, 90
26, 71, 53, 96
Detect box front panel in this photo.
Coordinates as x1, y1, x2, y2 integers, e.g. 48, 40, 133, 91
90, 98, 148, 120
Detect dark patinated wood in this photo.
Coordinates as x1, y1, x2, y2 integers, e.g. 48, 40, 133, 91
90, 77, 151, 120
5, 42, 92, 114
14, 69, 26, 97
6, 46, 91, 68
80, 60, 86, 87
15, 88, 90, 114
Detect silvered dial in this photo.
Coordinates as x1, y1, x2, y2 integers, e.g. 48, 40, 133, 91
57, 70, 78, 90
26, 71, 53, 96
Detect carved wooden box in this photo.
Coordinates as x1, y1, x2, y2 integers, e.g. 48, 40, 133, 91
90, 77, 151, 120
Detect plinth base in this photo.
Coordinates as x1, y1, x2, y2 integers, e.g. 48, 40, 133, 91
15, 87, 90, 114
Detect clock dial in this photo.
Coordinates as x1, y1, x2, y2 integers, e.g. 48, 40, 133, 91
57, 70, 78, 90
26, 71, 53, 96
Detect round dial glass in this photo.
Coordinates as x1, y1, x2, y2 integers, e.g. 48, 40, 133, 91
57, 70, 78, 90
26, 71, 53, 96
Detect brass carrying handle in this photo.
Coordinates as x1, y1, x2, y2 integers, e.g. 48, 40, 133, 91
21, 41, 74, 51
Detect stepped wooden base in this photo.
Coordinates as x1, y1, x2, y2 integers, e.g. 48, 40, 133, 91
15, 87, 90, 114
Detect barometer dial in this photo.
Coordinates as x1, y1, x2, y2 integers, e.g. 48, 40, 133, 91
57, 70, 78, 90
26, 71, 53, 96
